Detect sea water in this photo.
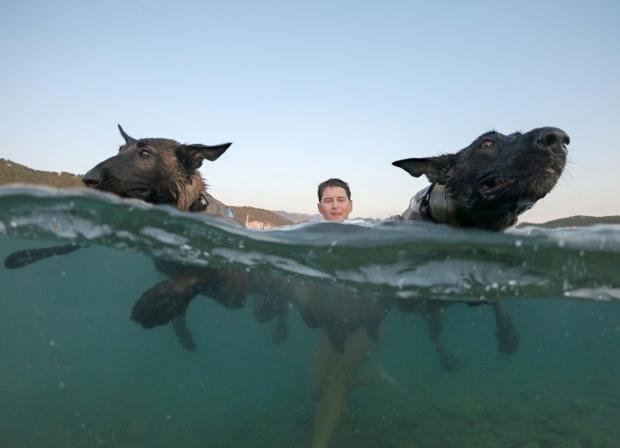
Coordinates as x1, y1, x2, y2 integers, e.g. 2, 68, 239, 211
1, 186, 619, 448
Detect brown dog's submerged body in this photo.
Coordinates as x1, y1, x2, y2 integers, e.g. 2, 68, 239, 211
82, 125, 249, 349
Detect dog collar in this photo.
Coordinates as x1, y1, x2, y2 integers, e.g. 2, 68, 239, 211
189, 193, 209, 212
424, 184, 457, 225
418, 183, 436, 222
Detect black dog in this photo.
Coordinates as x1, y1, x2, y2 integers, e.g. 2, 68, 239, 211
393, 127, 568, 369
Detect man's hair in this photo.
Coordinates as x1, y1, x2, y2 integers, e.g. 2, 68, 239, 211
317, 178, 351, 201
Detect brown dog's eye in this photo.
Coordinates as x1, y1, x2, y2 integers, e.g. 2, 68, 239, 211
480, 139, 495, 149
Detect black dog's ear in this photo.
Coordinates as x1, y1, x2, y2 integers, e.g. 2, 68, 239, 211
117, 124, 136, 143
177, 143, 232, 171
392, 155, 456, 184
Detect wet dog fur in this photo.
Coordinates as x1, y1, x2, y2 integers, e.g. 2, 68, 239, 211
392, 127, 569, 369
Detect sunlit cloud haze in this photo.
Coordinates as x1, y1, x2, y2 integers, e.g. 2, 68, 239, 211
1, 0, 618, 222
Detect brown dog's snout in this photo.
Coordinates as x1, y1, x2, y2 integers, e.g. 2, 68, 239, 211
82, 167, 102, 188
536, 128, 570, 151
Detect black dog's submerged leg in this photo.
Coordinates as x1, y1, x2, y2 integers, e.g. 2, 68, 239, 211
4, 244, 81, 269
424, 305, 460, 373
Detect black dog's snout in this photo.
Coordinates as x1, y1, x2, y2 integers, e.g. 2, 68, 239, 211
537, 128, 570, 149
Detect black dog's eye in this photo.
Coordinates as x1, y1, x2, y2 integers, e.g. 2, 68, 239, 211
139, 149, 152, 159
480, 139, 495, 150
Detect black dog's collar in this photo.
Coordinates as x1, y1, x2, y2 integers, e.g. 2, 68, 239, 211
419, 183, 436, 222
189, 193, 209, 212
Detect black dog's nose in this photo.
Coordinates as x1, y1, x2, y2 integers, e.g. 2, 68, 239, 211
537, 128, 570, 149
82, 168, 101, 188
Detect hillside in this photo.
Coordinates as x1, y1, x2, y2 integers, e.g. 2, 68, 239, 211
519, 215, 620, 228
274, 210, 322, 223
232, 206, 293, 229
0, 159, 292, 229
0, 158, 83, 188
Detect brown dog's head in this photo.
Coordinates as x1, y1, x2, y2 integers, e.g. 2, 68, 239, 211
82, 125, 231, 210
393, 127, 568, 230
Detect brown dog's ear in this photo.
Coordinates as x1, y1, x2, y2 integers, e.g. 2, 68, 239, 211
177, 143, 232, 171
392, 155, 455, 184
117, 124, 136, 143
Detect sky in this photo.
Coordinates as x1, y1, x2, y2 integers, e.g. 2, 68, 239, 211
1, 0, 618, 222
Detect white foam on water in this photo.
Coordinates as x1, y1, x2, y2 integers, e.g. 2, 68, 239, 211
335, 259, 547, 296
9, 212, 112, 239
212, 248, 333, 279
564, 287, 620, 301
141, 226, 189, 246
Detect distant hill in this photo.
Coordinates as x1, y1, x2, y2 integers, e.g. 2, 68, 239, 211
0, 158, 83, 188
274, 210, 322, 223
232, 206, 293, 228
0, 159, 292, 229
519, 215, 620, 228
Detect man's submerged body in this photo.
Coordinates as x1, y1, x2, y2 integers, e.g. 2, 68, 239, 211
311, 178, 398, 448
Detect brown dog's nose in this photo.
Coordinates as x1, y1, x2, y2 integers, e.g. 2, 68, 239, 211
537, 128, 570, 149
82, 168, 101, 188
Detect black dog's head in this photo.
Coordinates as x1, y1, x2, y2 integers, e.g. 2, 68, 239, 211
393, 127, 568, 230
83, 125, 231, 210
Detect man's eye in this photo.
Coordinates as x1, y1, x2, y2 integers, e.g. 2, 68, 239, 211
480, 139, 495, 149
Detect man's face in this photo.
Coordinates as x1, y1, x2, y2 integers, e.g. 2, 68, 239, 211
318, 186, 353, 222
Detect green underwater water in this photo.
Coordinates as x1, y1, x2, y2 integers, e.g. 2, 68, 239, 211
1, 187, 620, 448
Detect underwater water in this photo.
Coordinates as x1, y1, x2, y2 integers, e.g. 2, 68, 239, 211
1, 185, 619, 448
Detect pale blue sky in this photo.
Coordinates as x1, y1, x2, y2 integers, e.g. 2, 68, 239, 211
1, 0, 618, 221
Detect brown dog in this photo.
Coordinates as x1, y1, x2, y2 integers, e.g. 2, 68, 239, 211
82, 125, 251, 350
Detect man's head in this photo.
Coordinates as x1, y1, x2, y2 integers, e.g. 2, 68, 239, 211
317, 178, 353, 222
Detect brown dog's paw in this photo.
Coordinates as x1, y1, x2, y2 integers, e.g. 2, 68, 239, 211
131, 280, 193, 328
172, 316, 197, 351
